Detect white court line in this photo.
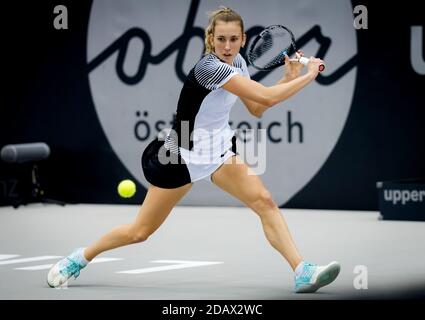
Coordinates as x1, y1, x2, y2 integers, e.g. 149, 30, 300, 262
0, 256, 62, 266
117, 260, 224, 274
15, 257, 123, 270
0, 255, 20, 261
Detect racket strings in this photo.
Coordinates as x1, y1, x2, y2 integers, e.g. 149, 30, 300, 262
247, 28, 295, 70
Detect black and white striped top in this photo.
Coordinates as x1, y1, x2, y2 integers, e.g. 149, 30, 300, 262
165, 53, 250, 172
194, 53, 244, 90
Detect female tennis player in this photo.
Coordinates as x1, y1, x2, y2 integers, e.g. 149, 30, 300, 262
47, 7, 340, 293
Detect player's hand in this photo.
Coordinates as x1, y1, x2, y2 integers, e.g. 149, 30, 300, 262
284, 50, 304, 80
307, 56, 324, 78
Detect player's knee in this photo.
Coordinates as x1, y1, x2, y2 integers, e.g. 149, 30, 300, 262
251, 189, 276, 212
129, 227, 151, 244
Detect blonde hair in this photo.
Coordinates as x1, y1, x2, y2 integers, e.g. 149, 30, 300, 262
204, 6, 244, 54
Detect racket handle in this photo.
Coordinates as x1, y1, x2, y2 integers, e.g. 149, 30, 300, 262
297, 56, 325, 72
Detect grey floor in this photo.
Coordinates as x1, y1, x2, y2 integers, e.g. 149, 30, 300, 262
1, 203, 424, 300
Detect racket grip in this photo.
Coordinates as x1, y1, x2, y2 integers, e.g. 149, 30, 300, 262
298, 56, 325, 72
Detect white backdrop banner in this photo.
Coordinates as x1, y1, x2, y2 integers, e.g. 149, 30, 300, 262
87, 0, 357, 205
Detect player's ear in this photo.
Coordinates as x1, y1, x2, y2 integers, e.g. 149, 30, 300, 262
241, 33, 246, 48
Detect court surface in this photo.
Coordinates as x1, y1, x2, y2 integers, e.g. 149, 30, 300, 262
1, 203, 424, 300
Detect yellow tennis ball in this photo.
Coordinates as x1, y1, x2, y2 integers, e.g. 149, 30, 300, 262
118, 179, 136, 198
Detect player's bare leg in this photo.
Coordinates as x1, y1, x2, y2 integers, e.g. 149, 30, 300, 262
85, 183, 192, 260
211, 155, 340, 292
47, 183, 192, 287
211, 155, 303, 270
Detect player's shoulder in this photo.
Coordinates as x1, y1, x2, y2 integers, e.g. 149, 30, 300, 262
195, 53, 247, 73
194, 54, 232, 79
194, 54, 236, 90
195, 53, 226, 72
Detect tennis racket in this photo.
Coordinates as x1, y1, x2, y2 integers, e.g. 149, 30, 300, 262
246, 24, 325, 72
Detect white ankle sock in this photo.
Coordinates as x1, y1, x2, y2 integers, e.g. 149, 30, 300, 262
71, 247, 89, 267
295, 261, 305, 277
79, 248, 90, 266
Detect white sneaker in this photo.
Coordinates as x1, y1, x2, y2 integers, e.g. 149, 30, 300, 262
294, 261, 340, 293
47, 249, 86, 288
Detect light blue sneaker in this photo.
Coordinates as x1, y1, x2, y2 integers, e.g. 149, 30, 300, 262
295, 261, 340, 293
47, 248, 87, 288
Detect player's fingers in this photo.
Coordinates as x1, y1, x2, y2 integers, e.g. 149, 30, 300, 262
314, 58, 324, 65
310, 57, 323, 64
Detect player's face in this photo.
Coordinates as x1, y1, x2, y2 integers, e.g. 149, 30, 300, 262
211, 21, 246, 65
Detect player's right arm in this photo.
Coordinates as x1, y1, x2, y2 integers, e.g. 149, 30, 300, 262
223, 57, 322, 117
